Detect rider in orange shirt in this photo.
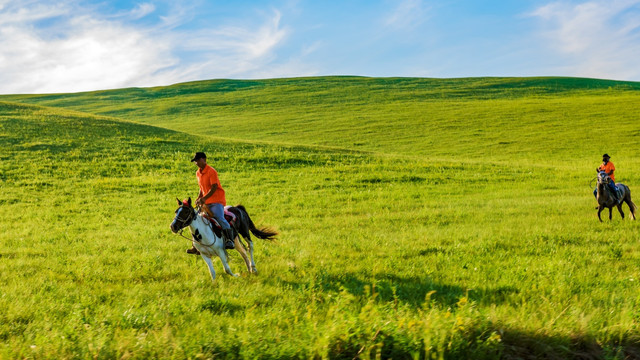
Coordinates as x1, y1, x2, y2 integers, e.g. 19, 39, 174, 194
594, 153, 619, 202
188, 152, 235, 253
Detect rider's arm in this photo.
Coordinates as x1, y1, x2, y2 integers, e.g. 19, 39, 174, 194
200, 184, 218, 203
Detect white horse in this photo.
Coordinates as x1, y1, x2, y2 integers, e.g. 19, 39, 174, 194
170, 198, 277, 282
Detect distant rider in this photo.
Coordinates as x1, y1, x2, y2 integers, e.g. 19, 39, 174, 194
594, 153, 619, 203
189, 152, 235, 253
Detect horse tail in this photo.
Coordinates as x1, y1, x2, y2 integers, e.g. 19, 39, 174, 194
235, 205, 278, 240
622, 185, 637, 213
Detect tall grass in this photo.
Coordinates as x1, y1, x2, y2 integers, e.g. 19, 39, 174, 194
1, 77, 640, 359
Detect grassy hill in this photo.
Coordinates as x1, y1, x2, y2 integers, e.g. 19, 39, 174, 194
2, 77, 640, 359
3, 76, 640, 163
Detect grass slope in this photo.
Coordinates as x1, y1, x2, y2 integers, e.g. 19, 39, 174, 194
3, 76, 640, 163
1, 77, 640, 359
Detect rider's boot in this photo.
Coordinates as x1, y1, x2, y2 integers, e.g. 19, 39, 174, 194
186, 245, 200, 255
223, 228, 235, 249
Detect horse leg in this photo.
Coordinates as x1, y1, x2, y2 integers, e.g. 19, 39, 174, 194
236, 211, 258, 274
598, 206, 604, 222
216, 249, 238, 277
243, 234, 257, 274
233, 236, 252, 273
617, 204, 625, 219
200, 255, 217, 282
248, 239, 257, 274
609, 207, 612, 221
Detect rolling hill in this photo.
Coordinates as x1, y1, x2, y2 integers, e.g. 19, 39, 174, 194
3, 76, 640, 165
2, 77, 640, 358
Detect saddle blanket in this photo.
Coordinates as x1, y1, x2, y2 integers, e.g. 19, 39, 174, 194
204, 207, 237, 229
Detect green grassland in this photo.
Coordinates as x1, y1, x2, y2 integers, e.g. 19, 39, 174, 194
4, 76, 640, 161
1, 77, 640, 359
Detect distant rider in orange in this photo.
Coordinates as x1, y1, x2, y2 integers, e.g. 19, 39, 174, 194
188, 152, 235, 253
594, 153, 619, 203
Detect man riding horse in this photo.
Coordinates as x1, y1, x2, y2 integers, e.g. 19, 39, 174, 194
188, 152, 235, 254
594, 153, 620, 204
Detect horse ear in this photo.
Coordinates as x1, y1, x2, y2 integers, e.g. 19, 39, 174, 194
176, 197, 182, 206
187, 197, 192, 206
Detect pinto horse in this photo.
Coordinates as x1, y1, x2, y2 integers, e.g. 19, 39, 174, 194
170, 198, 277, 281
595, 171, 637, 222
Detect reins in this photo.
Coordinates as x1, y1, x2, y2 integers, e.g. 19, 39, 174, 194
176, 229, 193, 242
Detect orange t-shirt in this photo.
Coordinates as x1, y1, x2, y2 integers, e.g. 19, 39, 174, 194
196, 165, 226, 206
598, 162, 615, 182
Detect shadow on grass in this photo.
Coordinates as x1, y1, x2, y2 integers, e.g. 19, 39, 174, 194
282, 271, 520, 309
324, 328, 639, 360
497, 329, 640, 360
277, 273, 640, 359
199, 299, 244, 315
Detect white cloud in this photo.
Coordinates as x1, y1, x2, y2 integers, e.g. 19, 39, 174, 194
384, 0, 429, 30
0, 2, 292, 94
0, 2, 68, 25
301, 41, 322, 57
0, 9, 175, 93
167, 9, 292, 80
127, 3, 156, 20
187, 10, 287, 59
530, 0, 640, 80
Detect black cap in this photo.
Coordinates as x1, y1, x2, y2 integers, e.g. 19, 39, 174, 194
603, 153, 610, 159
191, 152, 206, 162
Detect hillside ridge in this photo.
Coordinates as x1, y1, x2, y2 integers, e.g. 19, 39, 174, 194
0, 99, 376, 158
3, 77, 640, 162
2, 76, 640, 99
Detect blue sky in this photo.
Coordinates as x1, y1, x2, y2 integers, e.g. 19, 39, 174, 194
1, 0, 639, 93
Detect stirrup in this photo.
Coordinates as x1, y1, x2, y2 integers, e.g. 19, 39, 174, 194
223, 229, 235, 249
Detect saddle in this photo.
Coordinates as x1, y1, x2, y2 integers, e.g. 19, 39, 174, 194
200, 206, 237, 235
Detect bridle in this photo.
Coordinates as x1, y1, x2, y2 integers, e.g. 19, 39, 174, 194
171, 205, 218, 246
597, 171, 610, 185
172, 205, 196, 239
596, 171, 613, 195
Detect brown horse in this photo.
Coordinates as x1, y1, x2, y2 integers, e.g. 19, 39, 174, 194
596, 171, 637, 222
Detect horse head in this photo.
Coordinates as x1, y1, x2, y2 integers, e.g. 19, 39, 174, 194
170, 197, 196, 233
597, 171, 611, 186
